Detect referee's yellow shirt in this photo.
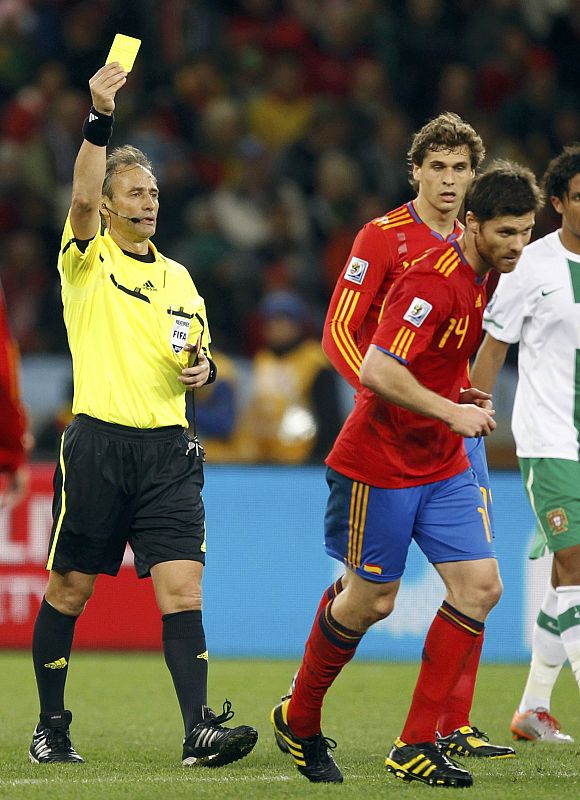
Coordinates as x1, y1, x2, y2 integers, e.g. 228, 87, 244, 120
58, 214, 212, 428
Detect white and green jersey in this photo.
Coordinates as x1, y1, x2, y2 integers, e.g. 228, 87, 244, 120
483, 230, 580, 460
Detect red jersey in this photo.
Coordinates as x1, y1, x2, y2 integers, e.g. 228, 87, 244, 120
326, 242, 488, 488
322, 201, 463, 391
0, 281, 26, 472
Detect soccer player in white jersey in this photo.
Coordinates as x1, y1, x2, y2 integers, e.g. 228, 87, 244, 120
471, 144, 580, 743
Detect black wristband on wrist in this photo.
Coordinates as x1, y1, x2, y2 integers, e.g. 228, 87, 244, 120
205, 358, 217, 385
82, 106, 114, 147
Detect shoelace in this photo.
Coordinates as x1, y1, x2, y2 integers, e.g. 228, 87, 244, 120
45, 727, 73, 751
315, 734, 338, 752
207, 699, 235, 727
305, 733, 338, 766
422, 742, 463, 770
468, 727, 490, 743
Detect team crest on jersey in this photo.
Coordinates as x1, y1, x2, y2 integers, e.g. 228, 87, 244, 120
403, 297, 433, 327
547, 507, 568, 534
171, 316, 191, 353
344, 257, 369, 285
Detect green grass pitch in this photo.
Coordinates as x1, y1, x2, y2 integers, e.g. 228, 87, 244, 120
1, 653, 578, 799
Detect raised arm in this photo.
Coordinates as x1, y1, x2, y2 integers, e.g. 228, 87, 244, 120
360, 345, 496, 438
70, 63, 126, 241
470, 333, 511, 394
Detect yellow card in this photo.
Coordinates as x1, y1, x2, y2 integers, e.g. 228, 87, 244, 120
106, 34, 141, 72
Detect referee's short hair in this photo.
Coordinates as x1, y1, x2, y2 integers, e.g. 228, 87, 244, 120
102, 145, 154, 199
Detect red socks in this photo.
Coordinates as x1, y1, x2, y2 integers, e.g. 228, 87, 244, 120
437, 631, 484, 736
314, 576, 343, 618
287, 598, 362, 738
401, 601, 484, 744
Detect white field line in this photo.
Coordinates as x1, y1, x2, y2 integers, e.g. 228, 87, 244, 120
1, 774, 298, 786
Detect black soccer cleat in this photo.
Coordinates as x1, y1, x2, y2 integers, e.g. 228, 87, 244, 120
270, 700, 343, 783
438, 725, 516, 759
182, 700, 258, 767
385, 737, 473, 788
29, 710, 84, 764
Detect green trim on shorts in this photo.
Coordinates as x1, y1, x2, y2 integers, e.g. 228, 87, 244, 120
558, 604, 580, 634
519, 457, 580, 559
536, 609, 560, 636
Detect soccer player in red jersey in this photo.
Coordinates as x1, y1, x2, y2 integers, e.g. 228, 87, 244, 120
271, 162, 543, 787
316, 113, 503, 756
280, 113, 500, 757
323, 112, 482, 389
0, 278, 29, 509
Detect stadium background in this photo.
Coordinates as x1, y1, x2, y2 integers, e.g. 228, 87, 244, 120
1, 0, 578, 660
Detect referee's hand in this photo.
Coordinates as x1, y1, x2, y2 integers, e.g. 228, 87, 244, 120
178, 343, 210, 389
89, 63, 126, 115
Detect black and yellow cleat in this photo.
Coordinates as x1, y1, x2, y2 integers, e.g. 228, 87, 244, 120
438, 725, 516, 759
274, 672, 299, 754
270, 700, 343, 783
385, 738, 473, 788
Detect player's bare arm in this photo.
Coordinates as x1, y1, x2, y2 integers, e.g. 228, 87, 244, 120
70, 63, 126, 241
470, 333, 511, 394
360, 345, 496, 438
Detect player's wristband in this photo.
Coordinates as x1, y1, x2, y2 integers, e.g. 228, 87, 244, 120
205, 358, 217, 385
82, 106, 114, 147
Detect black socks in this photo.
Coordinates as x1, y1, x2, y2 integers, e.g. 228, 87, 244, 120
32, 598, 78, 713
162, 610, 208, 734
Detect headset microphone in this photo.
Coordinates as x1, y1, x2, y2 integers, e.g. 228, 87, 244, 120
103, 206, 144, 224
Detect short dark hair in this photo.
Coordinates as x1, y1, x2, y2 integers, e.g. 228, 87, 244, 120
542, 143, 580, 200
407, 112, 485, 189
465, 160, 544, 221
102, 145, 154, 199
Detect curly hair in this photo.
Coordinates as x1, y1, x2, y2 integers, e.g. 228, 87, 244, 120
465, 159, 544, 221
101, 145, 154, 199
407, 112, 485, 189
542, 143, 580, 200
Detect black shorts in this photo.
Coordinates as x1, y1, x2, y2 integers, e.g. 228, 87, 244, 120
47, 415, 206, 578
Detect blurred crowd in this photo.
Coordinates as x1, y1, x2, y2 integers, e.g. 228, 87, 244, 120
1, 0, 578, 460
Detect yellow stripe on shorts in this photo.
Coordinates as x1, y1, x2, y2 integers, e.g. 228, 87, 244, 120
46, 430, 68, 570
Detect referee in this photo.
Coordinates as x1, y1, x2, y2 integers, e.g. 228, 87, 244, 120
28, 62, 257, 766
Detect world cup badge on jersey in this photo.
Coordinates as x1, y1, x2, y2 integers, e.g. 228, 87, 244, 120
547, 507, 569, 534
171, 316, 191, 353
403, 296, 433, 327
344, 256, 369, 285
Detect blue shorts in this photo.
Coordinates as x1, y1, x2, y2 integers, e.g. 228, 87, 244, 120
324, 466, 496, 583
464, 436, 494, 533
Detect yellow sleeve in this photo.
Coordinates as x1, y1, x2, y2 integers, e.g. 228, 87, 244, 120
58, 213, 102, 287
